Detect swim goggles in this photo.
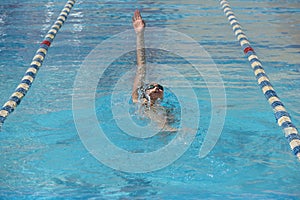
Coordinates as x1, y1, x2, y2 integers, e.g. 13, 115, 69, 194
145, 84, 164, 91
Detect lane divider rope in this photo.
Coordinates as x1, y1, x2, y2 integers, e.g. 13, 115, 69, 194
0, 0, 76, 129
219, 0, 300, 160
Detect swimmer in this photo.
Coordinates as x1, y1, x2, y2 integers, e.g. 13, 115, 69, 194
131, 9, 164, 107
131, 10, 176, 132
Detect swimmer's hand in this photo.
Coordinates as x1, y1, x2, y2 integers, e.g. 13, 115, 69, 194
161, 125, 177, 133
132, 9, 145, 34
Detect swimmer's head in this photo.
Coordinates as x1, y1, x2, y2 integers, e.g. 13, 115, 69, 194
144, 83, 164, 102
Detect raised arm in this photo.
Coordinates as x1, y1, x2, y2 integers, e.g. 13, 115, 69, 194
132, 9, 146, 103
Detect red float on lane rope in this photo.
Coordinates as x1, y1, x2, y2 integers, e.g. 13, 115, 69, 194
41, 40, 51, 47
244, 46, 254, 54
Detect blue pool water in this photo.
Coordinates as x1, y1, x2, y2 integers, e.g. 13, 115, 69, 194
1, 0, 300, 199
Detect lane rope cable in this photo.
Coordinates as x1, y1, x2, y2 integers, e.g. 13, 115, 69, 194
0, 0, 76, 130
219, 0, 300, 160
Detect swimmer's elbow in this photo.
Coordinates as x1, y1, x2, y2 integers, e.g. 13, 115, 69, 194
132, 90, 139, 103
132, 93, 139, 103
132, 98, 139, 103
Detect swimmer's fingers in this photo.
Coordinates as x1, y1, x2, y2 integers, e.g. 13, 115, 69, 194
133, 9, 145, 27
133, 9, 142, 21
